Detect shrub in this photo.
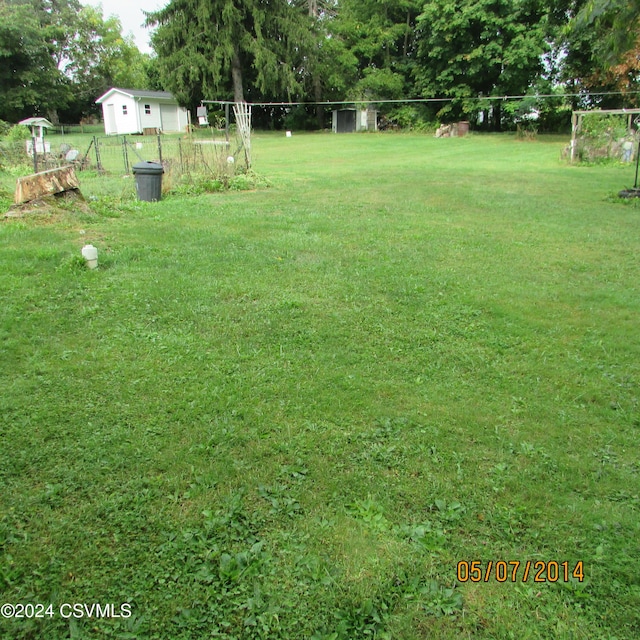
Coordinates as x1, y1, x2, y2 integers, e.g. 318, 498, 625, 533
6, 125, 32, 142
381, 105, 436, 132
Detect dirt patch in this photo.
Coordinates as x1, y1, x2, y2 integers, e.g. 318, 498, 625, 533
3, 189, 95, 223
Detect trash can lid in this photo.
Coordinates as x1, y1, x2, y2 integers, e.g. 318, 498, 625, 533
132, 161, 164, 174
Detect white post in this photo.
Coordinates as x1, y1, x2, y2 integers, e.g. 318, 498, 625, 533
570, 112, 578, 163
233, 102, 252, 168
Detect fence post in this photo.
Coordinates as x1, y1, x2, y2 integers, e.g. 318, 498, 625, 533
80, 138, 94, 171
178, 138, 183, 174
157, 133, 163, 164
94, 136, 103, 173
31, 137, 38, 174
122, 136, 130, 174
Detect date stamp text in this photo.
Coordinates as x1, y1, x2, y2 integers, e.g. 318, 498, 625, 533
457, 560, 584, 583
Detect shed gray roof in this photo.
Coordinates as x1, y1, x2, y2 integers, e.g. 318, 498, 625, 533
96, 88, 177, 103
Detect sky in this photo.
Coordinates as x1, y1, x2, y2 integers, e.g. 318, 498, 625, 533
80, 0, 167, 54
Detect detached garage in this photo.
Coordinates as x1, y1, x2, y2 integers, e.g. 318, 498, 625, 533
96, 88, 190, 135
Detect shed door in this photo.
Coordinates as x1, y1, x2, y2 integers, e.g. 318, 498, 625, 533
160, 104, 179, 132
105, 104, 117, 134
336, 110, 356, 133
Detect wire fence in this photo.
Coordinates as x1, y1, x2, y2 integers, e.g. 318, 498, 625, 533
0, 130, 249, 181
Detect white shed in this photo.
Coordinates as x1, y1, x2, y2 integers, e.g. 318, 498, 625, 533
96, 88, 190, 135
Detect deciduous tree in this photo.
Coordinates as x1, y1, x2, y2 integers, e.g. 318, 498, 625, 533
0, 0, 68, 121
0, 0, 152, 122
414, 0, 549, 128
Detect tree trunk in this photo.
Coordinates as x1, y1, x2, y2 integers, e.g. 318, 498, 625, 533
231, 46, 245, 103
403, 11, 410, 58
15, 166, 80, 204
493, 102, 502, 132
314, 75, 323, 129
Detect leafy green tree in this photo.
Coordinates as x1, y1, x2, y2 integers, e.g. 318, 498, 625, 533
0, 0, 69, 121
414, 0, 549, 128
147, 0, 317, 106
574, 0, 640, 63
330, 0, 422, 100
0, 0, 151, 122
64, 6, 150, 114
563, 0, 640, 103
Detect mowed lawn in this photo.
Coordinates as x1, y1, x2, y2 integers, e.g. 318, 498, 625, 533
1, 133, 639, 639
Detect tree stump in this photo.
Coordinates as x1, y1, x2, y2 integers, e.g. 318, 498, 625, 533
14, 166, 80, 205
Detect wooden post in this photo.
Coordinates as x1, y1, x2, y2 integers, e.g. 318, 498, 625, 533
157, 133, 163, 164
31, 137, 38, 174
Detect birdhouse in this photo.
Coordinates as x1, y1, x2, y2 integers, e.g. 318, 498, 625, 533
19, 117, 54, 154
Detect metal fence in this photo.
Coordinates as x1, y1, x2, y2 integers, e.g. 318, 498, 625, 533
83, 134, 246, 176
0, 131, 248, 178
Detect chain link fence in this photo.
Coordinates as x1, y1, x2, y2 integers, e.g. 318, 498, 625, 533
0, 130, 249, 184
83, 134, 245, 175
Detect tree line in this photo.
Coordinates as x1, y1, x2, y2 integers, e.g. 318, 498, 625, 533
1, 0, 637, 129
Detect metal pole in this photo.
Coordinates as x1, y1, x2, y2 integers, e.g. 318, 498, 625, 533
225, 103, 230, 143
123, 136, 129, 174
81, 138, 94, 170
94, 136, 103, 172
634, 138, 640, 189
178, 138, 183, 174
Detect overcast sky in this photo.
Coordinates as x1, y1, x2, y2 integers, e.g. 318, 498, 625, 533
80, 0, 167, 54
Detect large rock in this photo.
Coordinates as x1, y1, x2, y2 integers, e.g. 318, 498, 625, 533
14, 165, 80, 205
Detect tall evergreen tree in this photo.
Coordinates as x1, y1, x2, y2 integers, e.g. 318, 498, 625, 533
147, 0, 316, 107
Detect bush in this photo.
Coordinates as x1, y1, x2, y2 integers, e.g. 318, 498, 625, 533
381, 105, 436, 132
574, 113, 632, 163
282, 105, 319, 131
581, 113, 628, 140
6, 125, 32, 142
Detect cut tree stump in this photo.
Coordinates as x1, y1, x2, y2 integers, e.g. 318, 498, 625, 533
14, 165, 80, 205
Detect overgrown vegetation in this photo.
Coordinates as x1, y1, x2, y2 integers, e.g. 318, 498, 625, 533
1, 133, 639, 639
573, 113, 637, 163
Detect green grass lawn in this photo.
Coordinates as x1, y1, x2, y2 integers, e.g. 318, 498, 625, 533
1, 132, 639, 639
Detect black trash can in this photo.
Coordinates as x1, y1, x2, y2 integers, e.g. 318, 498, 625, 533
132, 161, 164, 202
